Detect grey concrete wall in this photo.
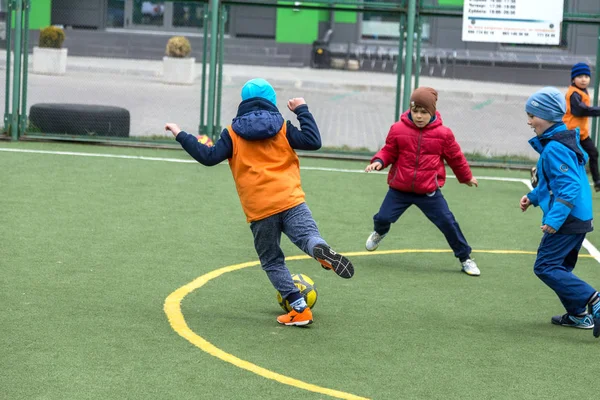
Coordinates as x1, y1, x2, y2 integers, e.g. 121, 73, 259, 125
229, 2, 276, 39
51, 0, 106, 29
317, 20, 360, 44
570, 0, 600, 55
429, 16, 497, 51
276, 43, 312, 64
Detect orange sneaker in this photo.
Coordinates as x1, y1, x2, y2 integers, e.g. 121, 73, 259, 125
277, 307, 313, 326
313, 244, 354, 279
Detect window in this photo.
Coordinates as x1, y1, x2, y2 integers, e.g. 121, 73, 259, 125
132, 0, 165, 26
107, 0, 125, 28
172, 2, 204, 28
361, 0, 432, 42
172, 2, 230, 32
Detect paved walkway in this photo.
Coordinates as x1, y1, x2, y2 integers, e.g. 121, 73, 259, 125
1, 54, 592, 158
30, 54, 548, 96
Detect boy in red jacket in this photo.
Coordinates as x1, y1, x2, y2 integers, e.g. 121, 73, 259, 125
364, 87, 480, 276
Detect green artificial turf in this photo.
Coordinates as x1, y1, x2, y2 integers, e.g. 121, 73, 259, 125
1, 141, 599, 400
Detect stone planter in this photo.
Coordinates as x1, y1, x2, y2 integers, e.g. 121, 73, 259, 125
162, 56, 196, 85
32, 46, 68, 75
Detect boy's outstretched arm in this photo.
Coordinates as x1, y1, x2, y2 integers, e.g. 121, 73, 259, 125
165, 123, 232, 166
370, 124, 400, 169
520, 195, 532, 212
365, 160, 384, 172
569, 92, 600, 117
285, 98, 322, 151
441, 128, 474, 185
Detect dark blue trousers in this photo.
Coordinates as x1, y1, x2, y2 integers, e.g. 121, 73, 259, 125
534, 232, 596, 315
373, 188, 471, 261
250, 203, 327, 302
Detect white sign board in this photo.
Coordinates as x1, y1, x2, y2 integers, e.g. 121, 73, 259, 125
462, 0, 563, 45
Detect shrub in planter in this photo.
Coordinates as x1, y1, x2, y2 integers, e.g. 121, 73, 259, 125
33, 26, 68, 75
163, 36, 195, 85
39, 26, 65, 49
165, 36, 192, 58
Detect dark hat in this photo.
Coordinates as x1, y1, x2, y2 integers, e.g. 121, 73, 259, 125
571, 63, 591, 80
410, 87, 438, 116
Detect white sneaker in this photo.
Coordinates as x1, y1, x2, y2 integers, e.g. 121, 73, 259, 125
461, 259, 480, 276
366, 231, 386, 251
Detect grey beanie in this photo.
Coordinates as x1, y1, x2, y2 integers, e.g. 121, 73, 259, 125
525, 87, 566, 122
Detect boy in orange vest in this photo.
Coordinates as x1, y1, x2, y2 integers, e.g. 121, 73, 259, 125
563, 63, 600, 191
165, 78, 354, 327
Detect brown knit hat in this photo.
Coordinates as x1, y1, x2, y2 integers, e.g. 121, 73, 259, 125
410, 87, 438, 116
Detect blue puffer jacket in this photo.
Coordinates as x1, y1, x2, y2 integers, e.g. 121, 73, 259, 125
527, 123, 593, 234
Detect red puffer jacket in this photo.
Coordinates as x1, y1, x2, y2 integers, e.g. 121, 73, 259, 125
372, 110, 472, 194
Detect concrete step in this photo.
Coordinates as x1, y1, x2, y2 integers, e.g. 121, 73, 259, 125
16, 28, 298, 67
224, 53, 303, 67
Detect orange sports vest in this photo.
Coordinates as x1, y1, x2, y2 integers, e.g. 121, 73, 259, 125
227, 123, 305, 222
563, 85, 591, 140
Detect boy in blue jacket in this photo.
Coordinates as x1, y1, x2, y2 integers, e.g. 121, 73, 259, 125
520, 87, 600, 337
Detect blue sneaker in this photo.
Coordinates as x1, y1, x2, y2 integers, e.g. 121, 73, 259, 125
588, 301, 600, 338
551, 313, 594, 329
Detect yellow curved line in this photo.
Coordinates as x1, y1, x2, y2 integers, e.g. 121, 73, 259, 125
164, 249, 593, 400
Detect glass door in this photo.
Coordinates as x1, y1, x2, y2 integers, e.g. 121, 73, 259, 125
120, 0, 229, 33
172, 2, 204, 29
132, 0, 165, 27
107, 0, 125, 28
361, 0, 432, 42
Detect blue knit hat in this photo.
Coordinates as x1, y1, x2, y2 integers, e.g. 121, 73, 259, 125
525, 87, 566, 122
241, 78, 276, 106
571, 62, 591, 80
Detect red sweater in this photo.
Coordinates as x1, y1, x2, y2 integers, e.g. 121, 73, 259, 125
372, 110, 472, 194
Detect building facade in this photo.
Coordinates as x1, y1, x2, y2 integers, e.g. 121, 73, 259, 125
11, 0, 600, 84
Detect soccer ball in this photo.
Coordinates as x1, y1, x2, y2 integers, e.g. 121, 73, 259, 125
197, 134, 214, 147
276, 273, 318, 312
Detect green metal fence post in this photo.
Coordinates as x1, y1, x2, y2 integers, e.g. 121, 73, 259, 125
4, 0, 14, 134
206, 0, 219, 138
592, 25, 600, 146
414, 0, 423, 90
199, 4, 208, 134
19, 0, 30, 135
10, 0, 23, 141
402, 0, 416, 113
214, 4, 227, 141
394, 13, 406, 121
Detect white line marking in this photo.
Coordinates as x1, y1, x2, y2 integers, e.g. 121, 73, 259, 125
3, 147, 599, 262
0, 147, 196, 163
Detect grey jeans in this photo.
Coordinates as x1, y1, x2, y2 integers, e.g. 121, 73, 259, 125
250, 202, 327, 300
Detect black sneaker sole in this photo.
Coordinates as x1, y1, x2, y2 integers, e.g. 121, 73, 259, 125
551, 315, 594, 329
313, 244, 354, 279
551, 321, 592, 329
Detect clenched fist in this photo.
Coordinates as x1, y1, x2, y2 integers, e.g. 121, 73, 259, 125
165, 123, 181, 137
287, 98, 306, 112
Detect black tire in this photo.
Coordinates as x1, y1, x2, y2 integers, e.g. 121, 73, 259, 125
29, 103, 130, 137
